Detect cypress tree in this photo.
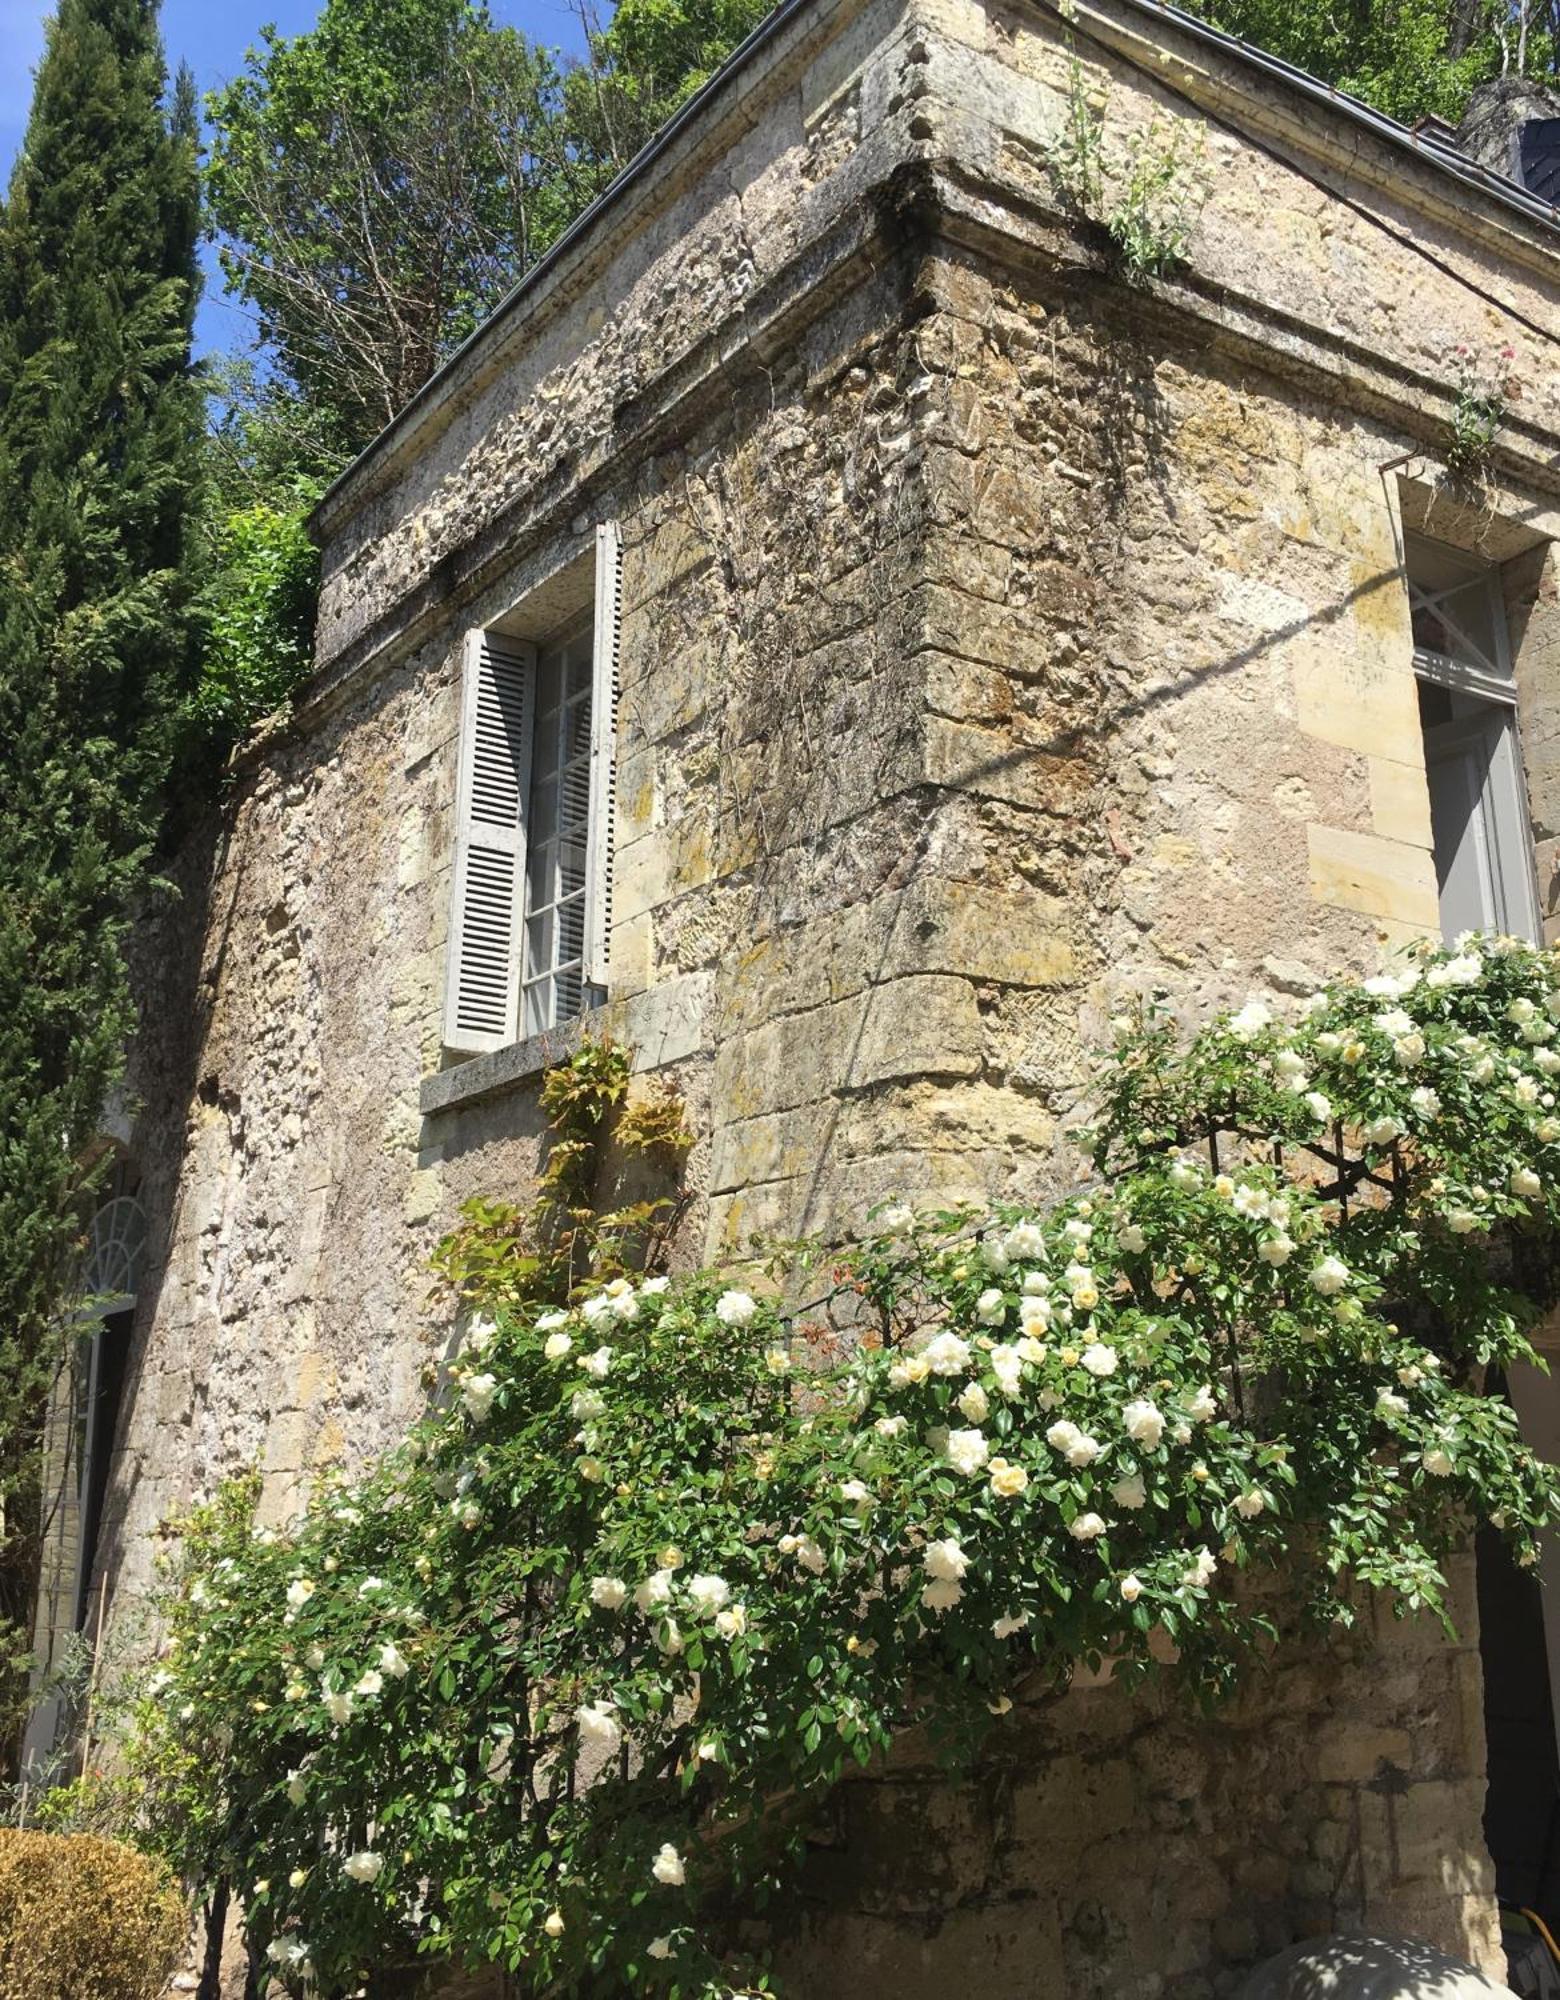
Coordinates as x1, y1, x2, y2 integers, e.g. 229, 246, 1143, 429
0, 0, 201, 1758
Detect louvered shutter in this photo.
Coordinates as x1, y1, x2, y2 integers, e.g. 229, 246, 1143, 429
583, 522, 621, 993
443, 630, 535, 1053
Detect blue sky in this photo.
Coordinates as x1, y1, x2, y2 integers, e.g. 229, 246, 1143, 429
0, 0, 588, 355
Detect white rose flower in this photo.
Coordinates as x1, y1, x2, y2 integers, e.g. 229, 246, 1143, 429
687, 1573, 731, 1617
1409, 1085, 1441, 1119
1169, 1159, 1200, 1189
921, 1577, 964, 1613
1393, 1033, 1427, 1066
974, 1287, 1007, 1326
305, 1644, 325, 1670
982, 1237, 1013, 1274
958, 1381, 990, 1423
648, 1937, 675, 1960
715, 1289, 758, 1327
1068, 1512, 1107, 1541
1233, 1489, 1266, 1519
354, 1669, 384, 1698
1397, 1362, 1426, 1388
1046, 1419, 1102, 1468
1022, 1270, 1053, 1296
639, 1274, 672, 1295
590, 1576, 628, 1611
285, 1578, 315, 1611
581, 1294, 614, 1325
543, 1910, 566, 1939
715, 1605, 748, 1638
923, 1331, 972, 1376
989, 1345, 1024, 1396
946, 1427, 990, 1477
1228, 1001, 1271, 1039
652, 1843, 686, 1886
1181, 1546, 1218, 1589
572, 1388, 607, 1423
992, 1612, 1029, 1638
1423, 1446, 1456, 1477
1119, 1573, 1143, 1603
635, 1569, 675, 1615
576, 1699, 622, 1755
1185, 1384, 1218, 1423
1233, 1184, 1269, 1219
875, 1415, 907, 1438
1018, 1295, 1052, 1332
1258, 1234, 1294, 1266
1303, 1091, 1333, 1124
1309, 1255, 1349, 1297
543, 1332, 573, 1361
342, 1851, 383, 1884
1111, 1472, 1147, 1510
1274, 1047, 1309, 1080
1117, 1223, 1146, 1254
465, 1314, 497, 1354
840, 1477, 872, 1511
656, 1617, 684, 1655
879, 1204, 915, 1234
323, 1686, 354, 1725
379, 1644, 410, 1679
1005, 1221, 1045, 1259
1123, 1400, 1164, 1449
461, 1372, 498, 1421
1080, 1342, 1118, 1378
924, 1537, 969, 1583
1363, 1115, 1400, 1146
1375, 1388, 1410, 1419
793, 1534, 827, 1574
536, 1310, 570, 1331
285, 1769, 307, 1806
580, 1346, 612, 1381
1512, 1166, 1543, 1199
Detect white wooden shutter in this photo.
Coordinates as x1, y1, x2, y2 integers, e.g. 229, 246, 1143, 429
583, 522, 621, 992
443, 629, 535, 1053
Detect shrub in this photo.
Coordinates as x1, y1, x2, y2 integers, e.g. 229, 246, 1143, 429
134, 936, 1560, 1997
0, 1830, 186, 2000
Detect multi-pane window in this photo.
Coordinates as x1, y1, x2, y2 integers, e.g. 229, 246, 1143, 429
522, 620, 598, 1037
443, 526, 619, 1055
1407, 532, 1539, 944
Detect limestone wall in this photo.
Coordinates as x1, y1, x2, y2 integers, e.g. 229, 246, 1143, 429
96, 0, 1560, 1986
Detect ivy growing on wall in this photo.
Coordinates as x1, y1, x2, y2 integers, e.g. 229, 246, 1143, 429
134, 940, 1560, 1997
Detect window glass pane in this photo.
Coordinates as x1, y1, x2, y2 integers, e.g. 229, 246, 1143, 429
520, 616, 595, 1032
1406, 533, 1505, 677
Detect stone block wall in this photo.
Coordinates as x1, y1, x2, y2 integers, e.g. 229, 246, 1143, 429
767, 1567, 1499, 1997
89, 0, 1560, 1985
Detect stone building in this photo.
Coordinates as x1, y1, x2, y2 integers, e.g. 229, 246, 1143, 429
33, 0, 1560, 1986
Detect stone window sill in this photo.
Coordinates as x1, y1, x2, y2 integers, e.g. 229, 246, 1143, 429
419, 1006, 608, 1117
418, 971, 712, 1118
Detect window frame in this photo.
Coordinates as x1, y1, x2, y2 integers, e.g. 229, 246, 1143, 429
442, 525, 621, 1057
1407, 532, 1540, 945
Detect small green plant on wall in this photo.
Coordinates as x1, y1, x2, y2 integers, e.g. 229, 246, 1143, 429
131, 941, 1560, 1997
1445, 340, 1521, 484
1051, 51, 1210, 280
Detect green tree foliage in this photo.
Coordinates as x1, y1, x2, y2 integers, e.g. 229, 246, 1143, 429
205, 0, 617, 459
1186, 0, 1555, 123
0, 0, 201, 1752
192, 492, 322, 740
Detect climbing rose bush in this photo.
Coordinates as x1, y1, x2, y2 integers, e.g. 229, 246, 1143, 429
138, 936, 1560, 1997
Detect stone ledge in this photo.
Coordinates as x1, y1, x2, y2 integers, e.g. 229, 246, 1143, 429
419, 970, 713, 1116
